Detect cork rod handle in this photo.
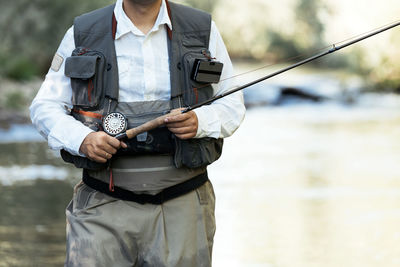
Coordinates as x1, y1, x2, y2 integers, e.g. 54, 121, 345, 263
122, 109, 182, 140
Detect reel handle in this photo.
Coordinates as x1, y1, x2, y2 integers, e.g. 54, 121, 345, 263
116, 109, 183, 140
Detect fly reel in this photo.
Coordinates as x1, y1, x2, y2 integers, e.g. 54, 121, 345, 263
102, 112, 128, 137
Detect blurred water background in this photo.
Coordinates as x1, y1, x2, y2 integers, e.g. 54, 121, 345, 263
1, 0, 400, 266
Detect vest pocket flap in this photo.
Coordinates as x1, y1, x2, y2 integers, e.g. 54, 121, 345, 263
65, 56, 99, 79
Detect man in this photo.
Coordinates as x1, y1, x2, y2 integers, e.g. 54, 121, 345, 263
30, 0, 245, 266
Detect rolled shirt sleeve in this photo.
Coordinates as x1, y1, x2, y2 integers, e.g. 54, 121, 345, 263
30, 26, 94, 156
193, 21, 245, 139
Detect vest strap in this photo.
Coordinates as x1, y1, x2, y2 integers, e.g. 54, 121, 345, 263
72, 108, 103, 119
165, 0, 173, 40
112, 12, 117, 40
82, 170, 208, 204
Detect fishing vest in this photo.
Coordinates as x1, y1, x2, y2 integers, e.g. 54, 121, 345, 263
60, 1, 223, 191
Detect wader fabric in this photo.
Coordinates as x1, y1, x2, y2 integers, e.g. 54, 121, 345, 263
65, 180, 216, 267
64, 2, 220, 266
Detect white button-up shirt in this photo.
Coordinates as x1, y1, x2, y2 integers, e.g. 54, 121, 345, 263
30, 0, 245, 156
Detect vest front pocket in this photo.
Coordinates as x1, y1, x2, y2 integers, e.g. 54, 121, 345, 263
182, 49, 216, 106
65, 49, 106, 110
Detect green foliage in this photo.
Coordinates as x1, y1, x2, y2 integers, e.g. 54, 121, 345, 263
0, 0, 397, 90
370, 54, 400, 92
265, 0, 328, 61
0, 0, 114, 81
181, 0, 219, 13
0, 0, 214, 81
4, 91, 26, 110
4, 57, 39, 81
264, 31, 302, 59
295, 0, 326, 50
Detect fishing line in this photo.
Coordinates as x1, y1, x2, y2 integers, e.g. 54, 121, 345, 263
196, 19, 400, 91
333, 19, 400, 47
105, 19, 400, 140
182, 19, 400, 112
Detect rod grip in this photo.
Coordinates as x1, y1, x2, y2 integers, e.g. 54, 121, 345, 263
124, 109, 182, 139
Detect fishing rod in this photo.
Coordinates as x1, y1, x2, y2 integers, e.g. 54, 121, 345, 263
103, 21, 400, 140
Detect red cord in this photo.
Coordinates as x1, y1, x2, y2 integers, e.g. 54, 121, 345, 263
109, 168, 115, 192
193, 88, 199, 104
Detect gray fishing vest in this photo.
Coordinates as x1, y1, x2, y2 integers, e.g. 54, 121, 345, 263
60, 1, 224, 191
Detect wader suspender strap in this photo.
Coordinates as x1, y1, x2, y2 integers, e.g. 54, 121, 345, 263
82, 170, 209, 204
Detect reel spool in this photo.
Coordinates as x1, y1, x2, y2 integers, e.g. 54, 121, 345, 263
102, 112, 128, 137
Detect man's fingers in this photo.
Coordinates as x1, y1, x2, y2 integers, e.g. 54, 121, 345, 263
99, 142, 118, 155
166, 121, 195, 129
168, 126, 195, 135
80, 131, 126, 163
87, 148, 109, 163
121, 141, 128, 149
95, 131, 120, 149
164, 113, 189, 123
104, 134, 122, 149
90, 140, 126, 163
94, 148, 112, 160
90, 155, 108, 163
165, 112, 197, 128
165, 110, 198, 139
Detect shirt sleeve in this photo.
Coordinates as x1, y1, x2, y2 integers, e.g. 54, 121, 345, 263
29, 26, 94, 156
193, 21, 246, 139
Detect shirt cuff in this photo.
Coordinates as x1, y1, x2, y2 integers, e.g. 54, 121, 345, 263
47, 118, 94, 156
193, 106, 221, 139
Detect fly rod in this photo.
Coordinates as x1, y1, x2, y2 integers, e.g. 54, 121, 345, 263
102, 21, 400, 140
183, 20, 400, 112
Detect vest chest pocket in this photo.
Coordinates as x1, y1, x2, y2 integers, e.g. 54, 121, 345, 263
65, 48, 106, 110
182, 49, 215, 106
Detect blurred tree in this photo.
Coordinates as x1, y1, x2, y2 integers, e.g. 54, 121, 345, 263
0, 0, 397, 91
295, 0, 326, 50
369, 32, 400, 92
0, 0, 113, 80
0, 0, 216, 81
264, 0, 329, 60
181, 0, 219, 13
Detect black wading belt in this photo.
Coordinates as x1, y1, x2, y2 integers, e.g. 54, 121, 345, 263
82, 170, 208, 205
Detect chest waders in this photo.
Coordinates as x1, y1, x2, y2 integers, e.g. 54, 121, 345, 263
61, 1, 223, 203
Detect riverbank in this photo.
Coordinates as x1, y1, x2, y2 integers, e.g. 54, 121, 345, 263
0, 78, 41, 128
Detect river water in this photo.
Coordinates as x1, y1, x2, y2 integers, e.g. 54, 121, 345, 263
1, 97, 400, 266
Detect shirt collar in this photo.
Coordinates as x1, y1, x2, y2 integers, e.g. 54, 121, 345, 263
114, 0, 172, 39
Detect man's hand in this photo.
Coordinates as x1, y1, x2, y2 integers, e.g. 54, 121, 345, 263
79, 132, 128, 163
165, 110, 198, 139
